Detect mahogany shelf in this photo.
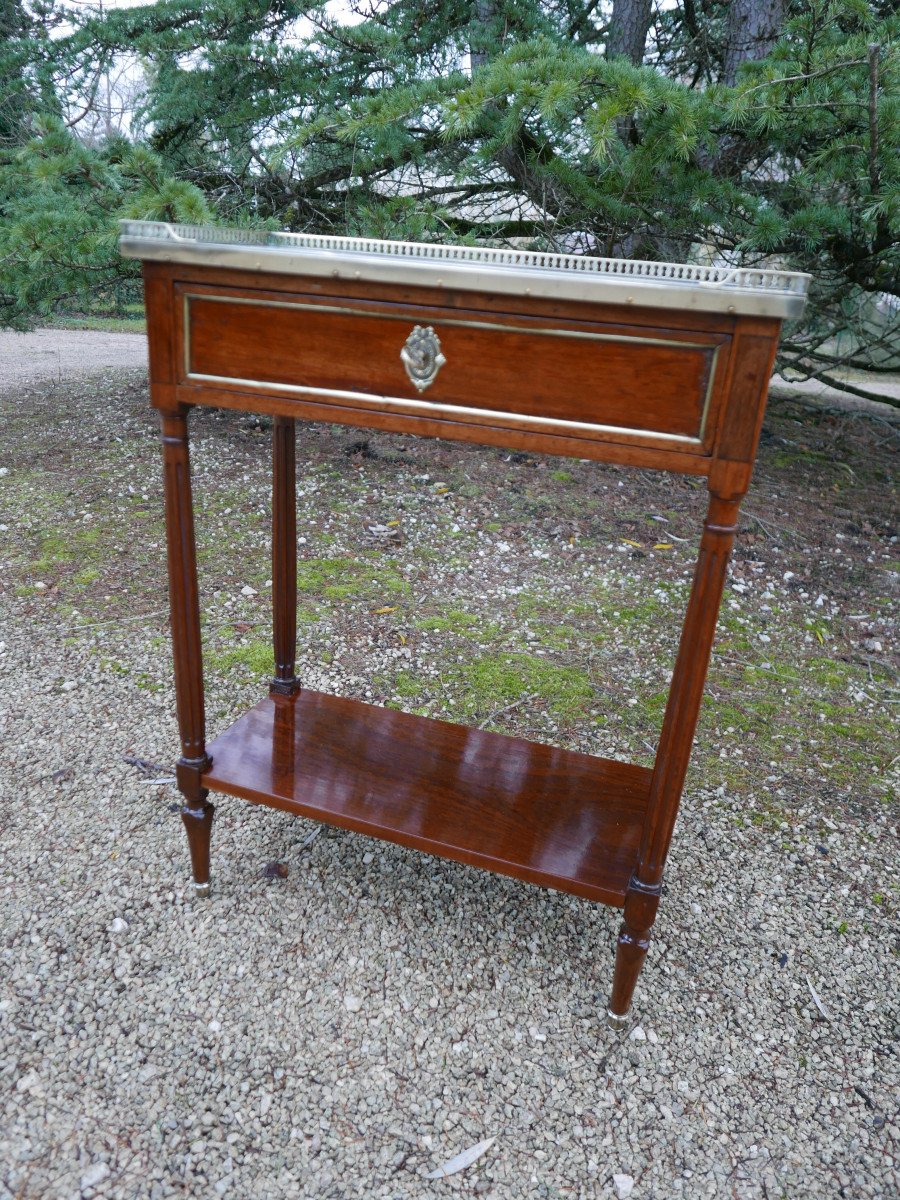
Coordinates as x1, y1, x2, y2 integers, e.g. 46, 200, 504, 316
201, 690, 651, 906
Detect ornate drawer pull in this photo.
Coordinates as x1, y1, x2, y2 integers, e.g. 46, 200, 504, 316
401, 325, 446, 392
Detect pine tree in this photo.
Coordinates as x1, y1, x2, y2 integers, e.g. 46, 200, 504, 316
0, 118, 211, 327
1, 1, 896, 399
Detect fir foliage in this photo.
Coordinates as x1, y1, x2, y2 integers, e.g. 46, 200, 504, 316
1, 0, 897, 394
0, 117, 210, 327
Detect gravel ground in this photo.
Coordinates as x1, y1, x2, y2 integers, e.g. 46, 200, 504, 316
0, 347, 897, 1199
0, 329, 147, 386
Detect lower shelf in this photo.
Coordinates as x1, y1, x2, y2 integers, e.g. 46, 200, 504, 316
202, 690, 651, 906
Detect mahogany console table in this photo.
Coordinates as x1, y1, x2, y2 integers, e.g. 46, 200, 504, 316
121, 221, 808, 1028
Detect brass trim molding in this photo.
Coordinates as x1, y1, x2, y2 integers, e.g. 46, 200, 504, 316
184, 371, 709, 447
182, 293, 721, 450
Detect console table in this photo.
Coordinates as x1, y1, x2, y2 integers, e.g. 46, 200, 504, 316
120, 221, 808, 1028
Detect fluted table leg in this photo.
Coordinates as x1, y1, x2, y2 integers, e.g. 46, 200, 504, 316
270, 415, 299, 697
160, 406, 214, 896
608, 488, 742, 1028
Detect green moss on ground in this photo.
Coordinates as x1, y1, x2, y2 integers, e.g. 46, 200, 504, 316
297, 556, 409, 602
456, 651, 594, 723
415, 609, 479, 634
208, 640, 273, 676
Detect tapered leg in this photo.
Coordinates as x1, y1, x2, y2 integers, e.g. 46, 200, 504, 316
270, 416, 299, 696
607, 878, 661, 1030
160, 406, 214, 895
608, 488, 742, 1026
181, 802, 214, 897
639, 492, 741, 880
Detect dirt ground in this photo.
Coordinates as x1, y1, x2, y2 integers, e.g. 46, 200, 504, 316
0, 340, 897, 1199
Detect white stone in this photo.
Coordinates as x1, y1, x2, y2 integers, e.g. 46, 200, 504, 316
109, 917, 128, 934
344, 994, 362, 1013
629, 1026, 646, 1042
240, 585, 257, 596
80, 1162, 110, 1190
613, 1173, 634, 1198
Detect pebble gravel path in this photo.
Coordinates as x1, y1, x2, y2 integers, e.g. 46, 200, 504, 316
0, 329, 147, 388
0, 343, 897, 1199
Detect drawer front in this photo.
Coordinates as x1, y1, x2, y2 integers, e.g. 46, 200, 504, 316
178, 287, 730, 452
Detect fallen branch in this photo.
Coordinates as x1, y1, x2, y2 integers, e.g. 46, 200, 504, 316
478, 692, 538, 729
123, 754, 172, 777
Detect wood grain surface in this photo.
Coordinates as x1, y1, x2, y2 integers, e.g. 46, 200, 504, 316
202, 691, 652, 906
182, 289, 724, 443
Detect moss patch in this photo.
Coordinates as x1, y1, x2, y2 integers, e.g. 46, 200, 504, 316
31, 531, 76, 572
72, 568, 101, 587
297, 555, 409, 603
455, 652, 594, 723
208, 640, 273, 677
414, 608, 479, 634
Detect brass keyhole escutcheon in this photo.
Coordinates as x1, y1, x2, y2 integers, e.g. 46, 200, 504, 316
400, 325, 446, 392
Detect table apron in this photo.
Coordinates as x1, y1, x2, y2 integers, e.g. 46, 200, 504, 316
174, 285, 733, 460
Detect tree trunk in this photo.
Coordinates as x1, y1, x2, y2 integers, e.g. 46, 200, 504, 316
470, 0, 496, 73
469, 0, 573, 223
606, 0, 653, 66
722, 0, 786, 86
694, 0, 786, 178
0, 0, 29, 143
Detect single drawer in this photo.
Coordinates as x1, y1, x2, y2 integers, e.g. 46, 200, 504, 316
177, 286, 731, 453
